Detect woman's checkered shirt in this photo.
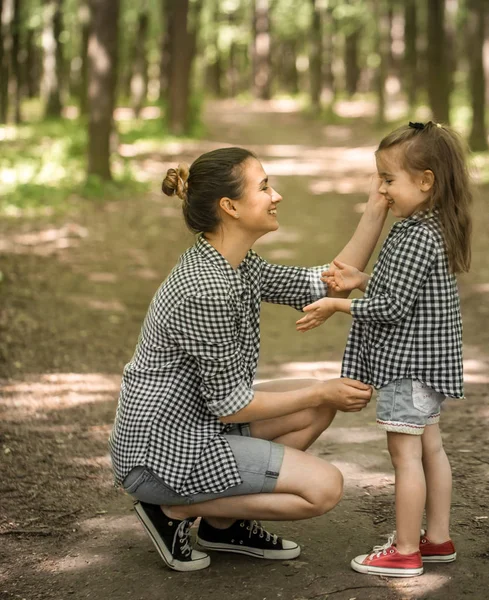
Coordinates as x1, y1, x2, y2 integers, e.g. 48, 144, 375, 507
109, 235, 328, 495
342, 210, 464, 398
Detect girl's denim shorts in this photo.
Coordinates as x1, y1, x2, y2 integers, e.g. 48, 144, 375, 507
122, 423, 285, 505
376, 378, 445, 435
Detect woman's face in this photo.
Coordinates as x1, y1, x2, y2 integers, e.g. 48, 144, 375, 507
235, 158, 283, 237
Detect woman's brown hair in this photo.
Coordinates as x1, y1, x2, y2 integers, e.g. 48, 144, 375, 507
377, 121, 472, 273
162, 147, 257, 234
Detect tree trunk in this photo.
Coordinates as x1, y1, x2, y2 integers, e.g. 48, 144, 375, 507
130, 10, 149, 117
78, 1, 90, 116
345, 21, 361, 96
11, 0, 21, 122
87, 0, 120, 180
309, 0, 322, 109
0, 0, 12, 123
159, 0, 174, 101
322, 6, 336, 103
167, 0, 202, 134
374, 0, 389, 126
404, 0, 417, 109
205, 0, 222, 97
427, 0, 450, 123
278, 39, 298, 95
42, 0, 63, 118
252, 0, 271, 100
468, 0, 487, 151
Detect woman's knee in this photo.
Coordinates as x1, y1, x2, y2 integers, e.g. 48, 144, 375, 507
306, 464, 344, 517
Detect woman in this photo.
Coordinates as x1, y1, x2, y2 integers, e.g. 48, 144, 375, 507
109, 147, 387, 572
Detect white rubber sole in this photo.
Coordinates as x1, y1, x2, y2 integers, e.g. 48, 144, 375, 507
422, 552, 457, 563
351, 558, 423, 578
196, 536, 301, 560
134, 503, 210, 572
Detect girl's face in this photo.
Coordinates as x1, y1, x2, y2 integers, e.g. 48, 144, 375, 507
235, 158, 283, 236
376, 150, 433, 218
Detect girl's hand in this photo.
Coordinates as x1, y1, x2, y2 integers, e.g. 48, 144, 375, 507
296, 298, 337, 332
322, 260, 367, 292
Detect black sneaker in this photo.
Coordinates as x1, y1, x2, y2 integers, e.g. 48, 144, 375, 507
134, 501, 210, 572
196, 519, 301, 560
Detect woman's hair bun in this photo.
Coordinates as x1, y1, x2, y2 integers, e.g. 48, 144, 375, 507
162, 162, 190, 201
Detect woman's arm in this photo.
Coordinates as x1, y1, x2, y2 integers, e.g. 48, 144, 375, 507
220, 377, 372, 423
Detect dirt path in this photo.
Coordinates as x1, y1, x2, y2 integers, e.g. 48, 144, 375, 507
1, 100, 489, 600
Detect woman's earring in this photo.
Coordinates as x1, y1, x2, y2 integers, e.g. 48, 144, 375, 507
234, 213, 239, 219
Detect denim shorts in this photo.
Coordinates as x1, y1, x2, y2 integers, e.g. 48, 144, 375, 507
376, 379, 445, 435
122, 423, 285, 505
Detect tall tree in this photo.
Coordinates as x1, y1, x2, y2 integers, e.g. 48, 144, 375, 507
159, 0, 173, 100
87, 0, 120, 180
309, 0, 322, 109
252, 0, 271, 100
322, 5, 336, 105
0, 0, 13, 123
78, 1, 90, 116
167, 0, 202, 134
374, 0, 389, 126
42, 0, 63, 118
427, 0, 450, 123
11, 0, 21, 122
344, 6, 362, 97
467, 0, 488, 151
403, 0, 417, 110
130, 8, 149, 116
205, 0, 222, 97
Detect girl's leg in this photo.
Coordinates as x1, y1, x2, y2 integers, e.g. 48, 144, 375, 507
250, 378, 336, 450
421, 423, 452, 543
387, 432, 425, 555
164, 444, 343, 522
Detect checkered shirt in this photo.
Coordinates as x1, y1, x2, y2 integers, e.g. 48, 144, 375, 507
109, 235, 328, 495
341, 210, 464, 398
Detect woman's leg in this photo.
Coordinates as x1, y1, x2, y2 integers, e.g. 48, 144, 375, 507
164, 444, 343, 522
387, 432, 425, 555
421, 423, 452, 543
250, 378, 337, 450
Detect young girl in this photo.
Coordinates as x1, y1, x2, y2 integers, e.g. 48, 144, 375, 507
296, 121, 472, 578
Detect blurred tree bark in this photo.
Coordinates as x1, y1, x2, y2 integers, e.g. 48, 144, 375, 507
0, 0, 12, 123
12, 0, 21, 122
344, 7, 361, 97
130, 9, 149, 117
167, 0, 202, 134
25, 27, 37, 98
277, 38, 298, 95
309, 0, 322, 109
374, 0, 389, 126
322, 5, 336, 105
159, 0, 173, 100
205, 0, 222, 97
427, 0, 450, 123
42, 0, 63, 118
78, 1, 90, 116
403, 0, 417, 110
468, 0, 488, 151
252, 0, 271, 100
87, 0, 120, 180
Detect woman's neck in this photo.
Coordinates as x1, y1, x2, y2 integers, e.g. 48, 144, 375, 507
204, 230, 255, 270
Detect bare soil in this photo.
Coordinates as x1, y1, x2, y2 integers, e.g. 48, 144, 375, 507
1, 99, 488, 600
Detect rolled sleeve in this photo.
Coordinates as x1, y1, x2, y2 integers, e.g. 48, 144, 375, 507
257, 254, 329, 310
166, 294, 254, 417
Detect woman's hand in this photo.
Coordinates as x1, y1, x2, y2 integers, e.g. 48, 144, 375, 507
296, 298, 337, 332
365, 175, 389, 217
322, 260, 369, 293
315, 378, 372, 412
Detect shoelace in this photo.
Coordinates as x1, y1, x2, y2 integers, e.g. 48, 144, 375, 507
172, 520, 192, 557
246, 520, 278, 544
369, 533, 396, 559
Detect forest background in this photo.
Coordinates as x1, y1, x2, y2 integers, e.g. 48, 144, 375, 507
1, 2, 489, 600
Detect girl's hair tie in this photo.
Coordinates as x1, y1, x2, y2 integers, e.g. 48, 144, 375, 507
409, 121, 425, 130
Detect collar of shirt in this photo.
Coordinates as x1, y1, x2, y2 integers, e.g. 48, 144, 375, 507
195, 234, 251, 296
392, 207, 437, 231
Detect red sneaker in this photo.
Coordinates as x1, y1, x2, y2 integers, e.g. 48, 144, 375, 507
351, 535, 423, 578
420, 534, 456, 563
